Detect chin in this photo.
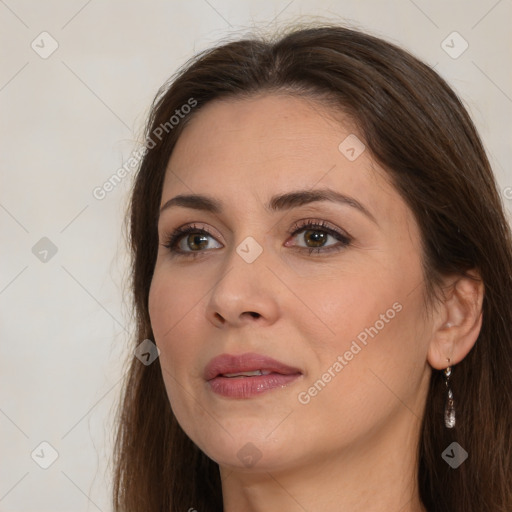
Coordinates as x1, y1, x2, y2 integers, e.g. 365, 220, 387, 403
188, 419, 301, 472
208, 444, 293, 473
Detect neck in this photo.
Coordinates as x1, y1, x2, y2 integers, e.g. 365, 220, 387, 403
219, 409, 427, 512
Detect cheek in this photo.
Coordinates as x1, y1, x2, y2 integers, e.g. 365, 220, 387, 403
302, 268, 429, 392
148, 270, 202, 414
297, 297, 429, 436
305, 272, 397, 348
148, 268, 199, 380
149, 266, 198, 339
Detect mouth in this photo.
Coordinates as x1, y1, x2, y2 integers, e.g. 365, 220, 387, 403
204, 352, 303, 398
222, 369, 273, 377
204, 352, 302, 380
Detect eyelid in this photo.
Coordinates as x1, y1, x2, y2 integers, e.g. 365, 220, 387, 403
287, 218, 351, 239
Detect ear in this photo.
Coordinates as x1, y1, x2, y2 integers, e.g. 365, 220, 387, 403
427, 270, 484, 370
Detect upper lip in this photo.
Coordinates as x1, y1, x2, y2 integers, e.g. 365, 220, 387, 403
204, 352, 302, 380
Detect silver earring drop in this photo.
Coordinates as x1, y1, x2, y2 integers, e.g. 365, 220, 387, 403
444, 358, 456, 429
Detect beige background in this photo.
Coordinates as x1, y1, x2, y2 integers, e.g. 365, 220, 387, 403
1, 0, 511, 510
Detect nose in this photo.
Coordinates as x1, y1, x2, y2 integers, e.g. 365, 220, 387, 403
205, 245, 281, 328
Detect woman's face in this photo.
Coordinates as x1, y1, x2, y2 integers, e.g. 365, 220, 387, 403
149, 93, 434, 472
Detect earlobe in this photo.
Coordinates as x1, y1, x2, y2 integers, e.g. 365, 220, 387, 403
427, 271, 484, 371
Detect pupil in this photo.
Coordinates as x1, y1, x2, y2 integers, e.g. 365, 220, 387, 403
305, 230, 326, 247
188, 234, 208, 250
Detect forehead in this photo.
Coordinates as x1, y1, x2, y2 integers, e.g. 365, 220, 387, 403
162, 93, 403, 224
167, 93, 358, 175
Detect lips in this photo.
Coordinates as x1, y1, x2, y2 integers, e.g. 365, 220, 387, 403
204, 352, 302, 381
204, 353, 303, 398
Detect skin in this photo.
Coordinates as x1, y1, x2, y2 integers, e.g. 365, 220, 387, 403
148, 93, 483, 512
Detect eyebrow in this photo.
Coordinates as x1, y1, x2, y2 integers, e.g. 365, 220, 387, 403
159, 188, 377, 224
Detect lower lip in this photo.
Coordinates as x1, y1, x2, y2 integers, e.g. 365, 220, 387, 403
207, 373, 301, 398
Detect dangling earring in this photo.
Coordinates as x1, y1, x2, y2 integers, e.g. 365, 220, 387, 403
444, 358, 456, 428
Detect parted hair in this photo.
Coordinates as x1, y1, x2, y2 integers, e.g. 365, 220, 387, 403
113, 24, 512, 512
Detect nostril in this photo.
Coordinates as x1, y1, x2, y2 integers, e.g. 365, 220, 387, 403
248, 311, 260, 318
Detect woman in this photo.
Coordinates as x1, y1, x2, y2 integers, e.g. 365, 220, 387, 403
112, 24, 512, 511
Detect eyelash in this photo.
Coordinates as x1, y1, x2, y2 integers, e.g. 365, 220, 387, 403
161, 219, 352, 258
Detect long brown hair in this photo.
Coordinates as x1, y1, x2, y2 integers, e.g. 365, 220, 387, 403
112, 24, 512, 511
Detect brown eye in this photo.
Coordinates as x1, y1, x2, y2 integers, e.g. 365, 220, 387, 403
184, 233, 210, 251
163, 224, 222, 256
302, 229, 329, 248
288, 220, 352, 255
